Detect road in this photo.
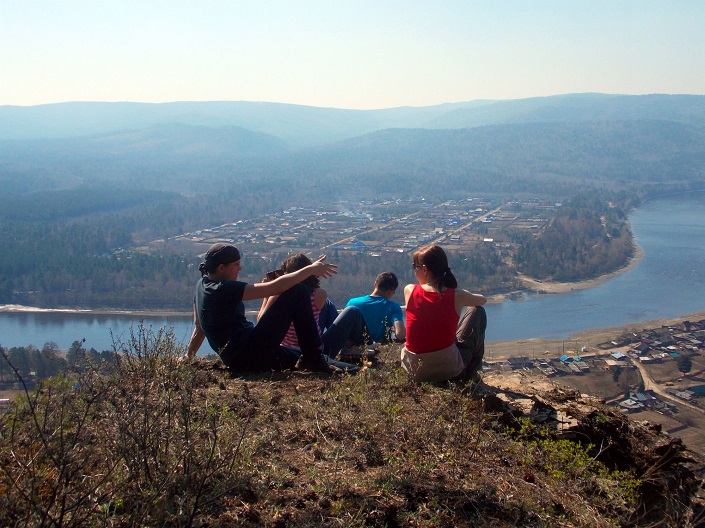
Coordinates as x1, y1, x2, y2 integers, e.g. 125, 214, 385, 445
630, 357, 705, 415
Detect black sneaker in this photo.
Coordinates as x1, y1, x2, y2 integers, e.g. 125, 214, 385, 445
295, 354, 342, 374
326, 357, 362, 374
339, 345, 379, 364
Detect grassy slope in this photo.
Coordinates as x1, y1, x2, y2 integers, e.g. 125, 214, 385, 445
1, 330, 701, 527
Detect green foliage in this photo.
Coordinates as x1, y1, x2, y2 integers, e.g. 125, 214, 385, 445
515, 190, 637, 281
677, 355, 693, 375
511, 418, 640, 513
2, 334, 700, 526
0, 343, 70, 383
0, 325, 256, 527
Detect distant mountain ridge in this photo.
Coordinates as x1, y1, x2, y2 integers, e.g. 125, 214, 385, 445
1, 93, 704, 198
2, 93, 704, 148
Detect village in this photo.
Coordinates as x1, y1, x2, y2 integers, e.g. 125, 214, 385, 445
155, 196, 557, 260
484, 318, 705, 455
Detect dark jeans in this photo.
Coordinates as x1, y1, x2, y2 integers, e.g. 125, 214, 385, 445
453, 306, 487, 381
228, 284, 323, 372
321, 306, 366, 357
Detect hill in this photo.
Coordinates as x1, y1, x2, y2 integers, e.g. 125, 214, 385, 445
2, 93, 705, 147
0, 330, 702, 527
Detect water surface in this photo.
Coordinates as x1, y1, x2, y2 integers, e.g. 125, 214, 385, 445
1, 192, 704, 351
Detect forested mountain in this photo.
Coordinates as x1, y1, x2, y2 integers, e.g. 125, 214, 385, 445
2, 93, 705, 147
2, 111, 704, 198
1, 93, 704, 310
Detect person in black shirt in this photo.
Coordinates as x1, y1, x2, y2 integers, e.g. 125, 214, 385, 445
184, 243, 338, 373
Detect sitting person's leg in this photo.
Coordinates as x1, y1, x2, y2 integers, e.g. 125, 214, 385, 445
455, 306, 487, 379
247, 284, 325, 371
321, 306, 366, 357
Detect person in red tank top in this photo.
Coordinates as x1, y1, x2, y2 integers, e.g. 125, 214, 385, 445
401, 244, 487, 383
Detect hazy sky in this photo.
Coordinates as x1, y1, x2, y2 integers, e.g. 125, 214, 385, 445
2, 1, 704, 109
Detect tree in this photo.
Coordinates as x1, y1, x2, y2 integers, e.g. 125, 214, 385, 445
677, 356, 693, 376
67, 339, 87, 371
8, 347, 31, 378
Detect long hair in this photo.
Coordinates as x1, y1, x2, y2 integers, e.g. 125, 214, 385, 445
412, 244, 458, 291
281, 253, 320, 291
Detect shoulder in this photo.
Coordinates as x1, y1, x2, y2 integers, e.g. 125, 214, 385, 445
226, 280, 249, 295
403, 283, 416, 301
346, 295, 366, 306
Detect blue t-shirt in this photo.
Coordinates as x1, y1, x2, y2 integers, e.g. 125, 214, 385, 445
345, 294, 403, 342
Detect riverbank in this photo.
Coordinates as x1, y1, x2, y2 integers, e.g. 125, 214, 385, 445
0, 304, 191, 317
486, 245, 644, 304
487, 309, 705, 361
0, 242, 694, 357
1, 237, 645, 316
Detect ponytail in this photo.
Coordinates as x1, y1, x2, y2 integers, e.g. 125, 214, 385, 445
413, 244, 458, 292
442, 267, 458, 290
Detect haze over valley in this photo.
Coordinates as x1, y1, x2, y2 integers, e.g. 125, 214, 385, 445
1, 94, 704, 311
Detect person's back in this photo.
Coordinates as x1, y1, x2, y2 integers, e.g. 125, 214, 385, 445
401, 244, 487, 383
404, 284, 457, 353
346, 272, 405, 343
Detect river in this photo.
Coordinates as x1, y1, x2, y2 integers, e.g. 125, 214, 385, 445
1, 192, 704, 352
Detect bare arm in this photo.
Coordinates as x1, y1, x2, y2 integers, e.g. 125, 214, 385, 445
454, 289, 487, 316
242, 256, 337, 301
184, 304, 205, 360
403, 283, 414, 307
313, 287, 327, 310
256, 274, 280, 321
257, 295, 278, 321
393, 320, 406, 341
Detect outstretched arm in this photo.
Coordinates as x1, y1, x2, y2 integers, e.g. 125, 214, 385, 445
242, 256, 337, 301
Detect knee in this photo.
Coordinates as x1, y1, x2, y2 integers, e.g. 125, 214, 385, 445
340, 305, 361, 316
280, 282, 308, 299
476, 305, 487, 327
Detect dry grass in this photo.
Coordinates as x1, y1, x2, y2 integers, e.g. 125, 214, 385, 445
0, 327, 702, 527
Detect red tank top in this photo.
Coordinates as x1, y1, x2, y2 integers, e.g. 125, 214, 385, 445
405, 284, 458, 353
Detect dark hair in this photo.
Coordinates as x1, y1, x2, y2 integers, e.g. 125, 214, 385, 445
412, 244, 458, 291
280, 253, 320, 290
199, 243, 240, 277
375, 272, 398, 292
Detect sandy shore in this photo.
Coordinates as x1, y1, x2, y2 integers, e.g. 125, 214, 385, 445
486, 245, 644, 304
0, 304, 191, 317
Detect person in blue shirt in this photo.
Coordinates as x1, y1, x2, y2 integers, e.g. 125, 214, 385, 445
346, 272, 406, 343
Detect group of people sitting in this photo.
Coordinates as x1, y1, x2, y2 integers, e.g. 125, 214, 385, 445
185, 242, 487, 384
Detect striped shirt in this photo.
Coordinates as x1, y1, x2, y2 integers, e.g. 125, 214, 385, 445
281, 291, 321, 348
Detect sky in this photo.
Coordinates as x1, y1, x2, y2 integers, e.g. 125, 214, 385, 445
1, 1, 704, 109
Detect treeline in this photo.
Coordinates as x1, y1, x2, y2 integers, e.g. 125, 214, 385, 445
0, 341, 116, 386
513, 191, 638, 281
0, 186, 292, 310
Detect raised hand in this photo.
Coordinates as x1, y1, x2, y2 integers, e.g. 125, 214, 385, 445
311, 255, 338, 278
